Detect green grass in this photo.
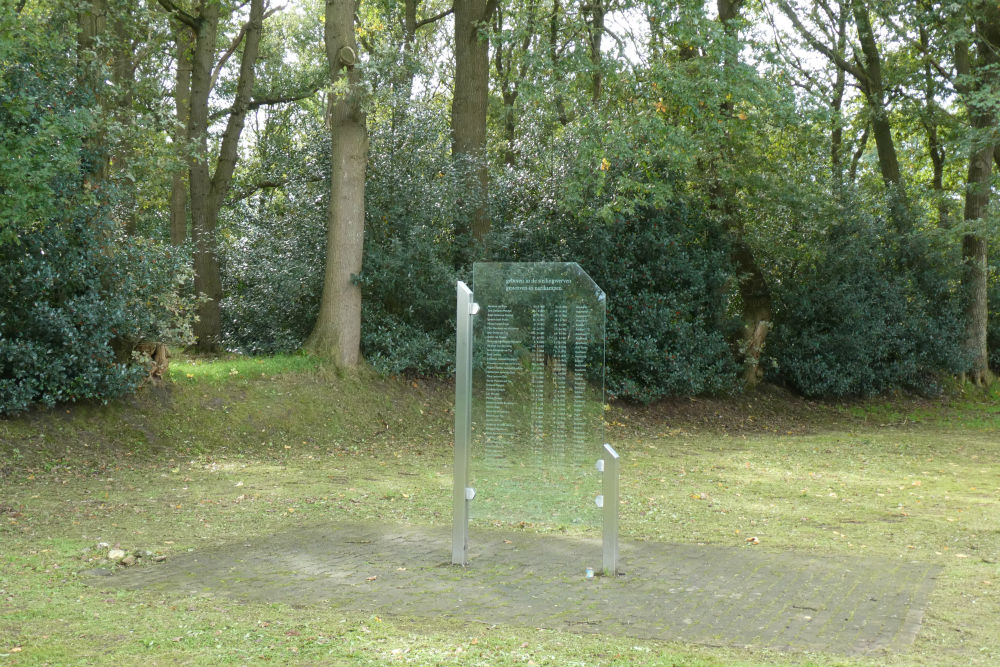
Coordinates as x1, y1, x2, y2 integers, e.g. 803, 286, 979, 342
2, 356, 1000, 666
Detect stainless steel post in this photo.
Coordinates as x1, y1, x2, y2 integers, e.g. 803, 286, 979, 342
452, 281, 477, 565
602, 443, 619, 575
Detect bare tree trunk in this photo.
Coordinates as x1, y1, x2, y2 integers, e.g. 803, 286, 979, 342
954, 10, 999, 385
829, 3, 847, 188
852, 2, 905, 227
713, 0, 771, 387
452, 0, 497, 245
186, 0, 222, 351
77, 0, 109, 189
111, 6, 137, 234
169, 0, 263, 351
305, 0, 368, 367
587, 0, 604, 105
549, 0, 568, 125
171, 25, 193, 245
919, 26, 949, 227
962, 128, 990, 384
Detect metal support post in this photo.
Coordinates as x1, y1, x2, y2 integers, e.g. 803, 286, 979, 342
602, 443, 619, 576
452, 281, 477, 565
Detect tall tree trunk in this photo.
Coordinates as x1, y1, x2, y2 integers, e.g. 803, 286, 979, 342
494, 2, 535, 166
174, 0, 263, 351
305, 0, 368, 367
852, 1, 908, 231
452, 0, 496, 246
587, 0, 604, 105
549, 0, 568, 125
830, 65, 845, 187
962, 123, 990, 385
713, 0, 771, 388
954, 9, 999, 385
111, 6, 137, 234
77, 0, 109, 189
186, 0, 222, 351
920, 26, 949, 228
829, 3, 847, 189
171, 25, 193, 245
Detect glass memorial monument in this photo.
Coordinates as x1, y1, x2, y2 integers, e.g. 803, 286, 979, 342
452, 262, 619, 574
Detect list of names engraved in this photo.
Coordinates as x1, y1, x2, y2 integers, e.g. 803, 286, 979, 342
484, 304, 516, 459
471, 262, 606, 527
479, 276, 595, 462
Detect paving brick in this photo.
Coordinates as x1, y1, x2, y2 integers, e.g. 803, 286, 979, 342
96, 522, 938, 655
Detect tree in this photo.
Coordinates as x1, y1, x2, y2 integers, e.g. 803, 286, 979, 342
159, 0, 266, 351
304, 0, 368, 367
715, 0, 774, 387
170, 23, 193, 245
952, 3, 1000, 385
778, 0, 910, 231
453, 0, 499, 246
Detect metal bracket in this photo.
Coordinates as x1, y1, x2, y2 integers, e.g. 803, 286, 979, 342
453, 282, 475, 566
602, 443, 620, 576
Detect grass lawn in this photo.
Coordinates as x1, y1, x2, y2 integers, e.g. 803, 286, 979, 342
2, 355, 999, 666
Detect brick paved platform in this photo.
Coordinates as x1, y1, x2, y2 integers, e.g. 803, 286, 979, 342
99, 522, 938, 655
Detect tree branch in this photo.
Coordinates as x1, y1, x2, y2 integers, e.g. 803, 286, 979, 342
210, 21, 250, 94
208, 87, 321, 122
483, 0, 499, 23
776, 0, 866, 84
157, 0, 199, 30
416, 5, 454, 29
210, 0, 264, 210
246, 89, 320, 111
849, 123, 869, 183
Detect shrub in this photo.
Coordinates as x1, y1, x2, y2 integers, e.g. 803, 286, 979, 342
492, 118, 741, 402
357, 104, 464, 376
765, 205, 967, 397
0, 11, 196, 415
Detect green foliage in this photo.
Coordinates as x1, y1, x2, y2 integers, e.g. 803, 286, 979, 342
0, 6, 196, 416
359, 104, 464, 376
493, 117, 741, 402
766, 201, 967, 397
221, 101, 463, 377
220, 104, 328, 355
989, 277, 1000, 373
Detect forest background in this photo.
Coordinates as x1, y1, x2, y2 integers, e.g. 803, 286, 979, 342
3, 0, 1000, 415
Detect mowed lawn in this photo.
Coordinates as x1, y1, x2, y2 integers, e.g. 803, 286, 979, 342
2, 356, 999, 666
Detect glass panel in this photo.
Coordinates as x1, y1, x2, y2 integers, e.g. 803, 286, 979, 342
471, 262, 606, 532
